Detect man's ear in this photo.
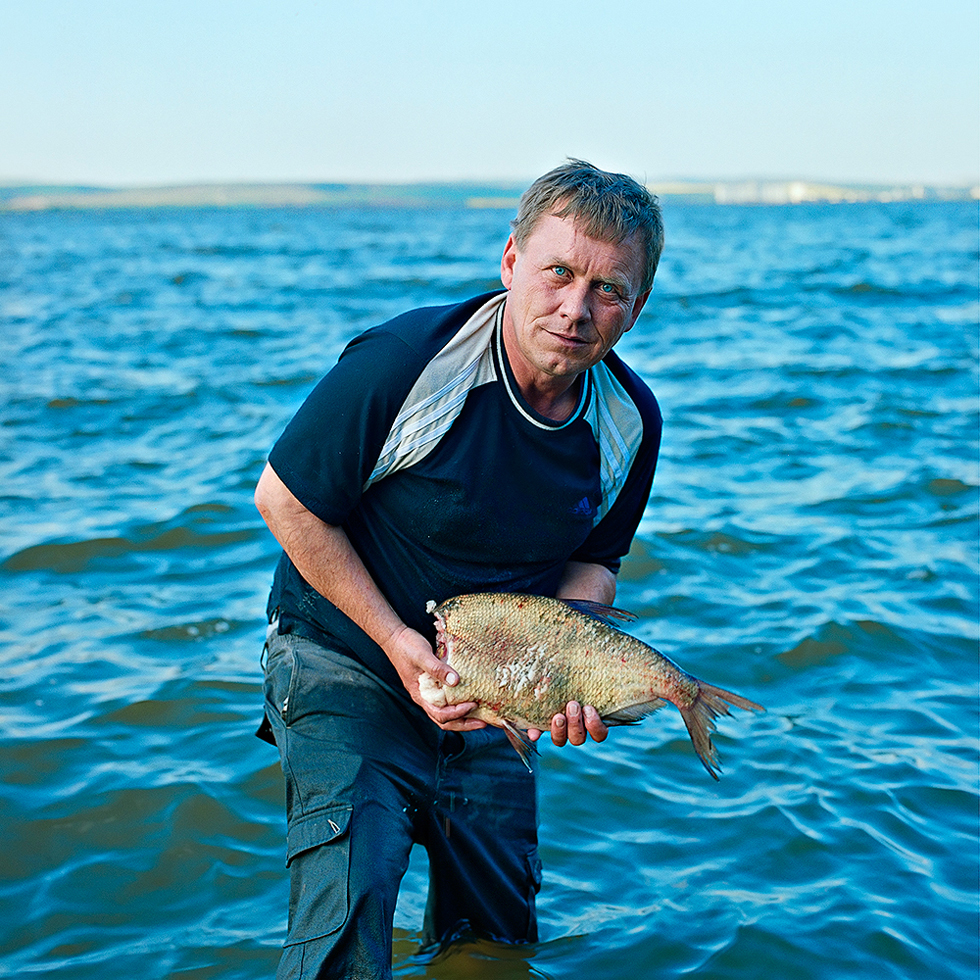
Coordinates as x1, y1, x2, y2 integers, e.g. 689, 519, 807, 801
623, 288, 652, 332
500, 234, 518, 289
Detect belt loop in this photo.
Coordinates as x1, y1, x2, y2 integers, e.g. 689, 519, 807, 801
262, 609, 280, 671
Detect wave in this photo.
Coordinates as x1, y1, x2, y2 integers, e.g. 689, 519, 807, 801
3, 505, 260, 574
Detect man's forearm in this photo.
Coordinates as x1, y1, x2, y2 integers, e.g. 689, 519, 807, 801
254, 462, 482, 729
254, 463, 403, 649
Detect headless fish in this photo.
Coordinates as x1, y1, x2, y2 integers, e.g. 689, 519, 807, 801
420, 593, 763, 779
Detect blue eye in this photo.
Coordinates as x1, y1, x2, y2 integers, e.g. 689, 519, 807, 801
553, 266, 568, 277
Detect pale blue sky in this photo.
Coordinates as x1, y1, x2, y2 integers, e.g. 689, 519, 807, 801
2, 0, 977, 186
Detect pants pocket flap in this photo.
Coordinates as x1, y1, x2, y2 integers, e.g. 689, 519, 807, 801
286, 804, 352, 866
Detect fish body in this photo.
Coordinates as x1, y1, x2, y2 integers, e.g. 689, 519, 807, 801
420, 593, 763, 779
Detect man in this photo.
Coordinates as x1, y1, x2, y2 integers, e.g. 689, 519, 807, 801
255, 159, 664, 978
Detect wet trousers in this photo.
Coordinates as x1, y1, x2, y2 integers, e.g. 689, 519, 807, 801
261, 624, 541, 980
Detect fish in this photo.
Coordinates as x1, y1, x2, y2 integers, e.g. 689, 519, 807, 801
420, 593, 764, 779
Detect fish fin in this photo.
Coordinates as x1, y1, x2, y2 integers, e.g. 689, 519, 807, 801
559, 599, 638, 629
678, 681, 765, 781
501, 719, 537, 773
603, 698, 668, 725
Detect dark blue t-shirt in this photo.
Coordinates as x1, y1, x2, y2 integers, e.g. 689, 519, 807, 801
266, 290, 661, 690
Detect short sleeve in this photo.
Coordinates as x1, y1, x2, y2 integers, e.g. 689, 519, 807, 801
570, 357, 662, 572
268, 329, 427, 526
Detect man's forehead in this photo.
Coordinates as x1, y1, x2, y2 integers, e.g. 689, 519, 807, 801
529, 211, 640, 248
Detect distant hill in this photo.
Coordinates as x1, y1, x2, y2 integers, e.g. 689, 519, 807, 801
0, 179, 975, 212
0, 182, 526, 212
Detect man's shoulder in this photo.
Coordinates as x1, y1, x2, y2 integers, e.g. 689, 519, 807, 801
598, 349, 662, 428
348, 289, 506, 361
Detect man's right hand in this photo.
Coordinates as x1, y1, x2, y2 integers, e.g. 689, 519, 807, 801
381, 624, 486, 732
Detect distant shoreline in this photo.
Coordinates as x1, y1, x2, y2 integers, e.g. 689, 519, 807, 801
0, 179, 976, 212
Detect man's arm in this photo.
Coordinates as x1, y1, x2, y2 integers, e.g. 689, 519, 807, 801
525, 559, 616, 748
556, 559, 617, 605
254, 462, 483, 731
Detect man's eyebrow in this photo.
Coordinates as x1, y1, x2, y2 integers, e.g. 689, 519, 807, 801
601, 272, 631, 287
594, 271, 634, 294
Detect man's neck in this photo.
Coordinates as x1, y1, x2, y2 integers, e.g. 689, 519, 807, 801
499, 307, 583, 423
516, 374, 581, 422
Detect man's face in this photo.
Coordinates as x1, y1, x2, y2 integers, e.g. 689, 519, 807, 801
500, 213, 650, 391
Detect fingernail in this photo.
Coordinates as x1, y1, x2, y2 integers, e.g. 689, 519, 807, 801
446, 671, 458, 686
568, 701, 580, 716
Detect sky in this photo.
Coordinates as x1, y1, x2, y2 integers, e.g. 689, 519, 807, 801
1, 0, 977, 187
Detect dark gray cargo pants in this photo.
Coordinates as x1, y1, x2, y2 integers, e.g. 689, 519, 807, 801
261, 624, 541, 980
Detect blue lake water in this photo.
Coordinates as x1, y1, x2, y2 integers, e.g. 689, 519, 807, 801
1, 199, 977, 979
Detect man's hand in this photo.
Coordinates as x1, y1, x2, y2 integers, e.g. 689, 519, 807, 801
381, 624, 486, 732
255, 463, 485, 733
526, 701, 608, 747
536, 560, 615, 748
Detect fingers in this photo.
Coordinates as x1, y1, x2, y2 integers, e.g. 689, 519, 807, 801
583, 704, 609, 743
416, 691, 485, 730
417, 688, 485, 730
549, 702, 581, 747
550, 708, 568, 747
550, 702, 607, 747
434, 709, 487, 732
566, 701, 587, 746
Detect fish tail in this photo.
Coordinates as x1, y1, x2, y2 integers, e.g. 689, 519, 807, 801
678, 682, 764, 781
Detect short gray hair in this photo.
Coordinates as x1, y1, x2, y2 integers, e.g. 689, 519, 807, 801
512, 159, 664, 293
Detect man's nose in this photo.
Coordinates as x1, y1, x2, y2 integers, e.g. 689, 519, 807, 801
558, 282, 591, 324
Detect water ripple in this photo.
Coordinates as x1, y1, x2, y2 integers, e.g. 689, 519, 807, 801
1, 201, 977, 978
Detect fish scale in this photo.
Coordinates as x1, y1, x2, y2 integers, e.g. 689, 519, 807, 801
421, 593, 764, 778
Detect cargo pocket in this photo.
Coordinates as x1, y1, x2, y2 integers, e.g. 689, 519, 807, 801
284, 803, 353, 946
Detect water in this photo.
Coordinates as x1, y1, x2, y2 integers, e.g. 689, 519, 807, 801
1, 199, 977, 979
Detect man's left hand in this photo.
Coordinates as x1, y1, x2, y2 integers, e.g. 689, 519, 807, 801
526, 701, 608, 747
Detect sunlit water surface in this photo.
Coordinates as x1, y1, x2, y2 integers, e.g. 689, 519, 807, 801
1, 200, 977, 979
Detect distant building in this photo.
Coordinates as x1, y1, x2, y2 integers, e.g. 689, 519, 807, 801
650, 179, 979, 205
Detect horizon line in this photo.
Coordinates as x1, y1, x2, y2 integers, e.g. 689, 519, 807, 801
2, 174, 978, 190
